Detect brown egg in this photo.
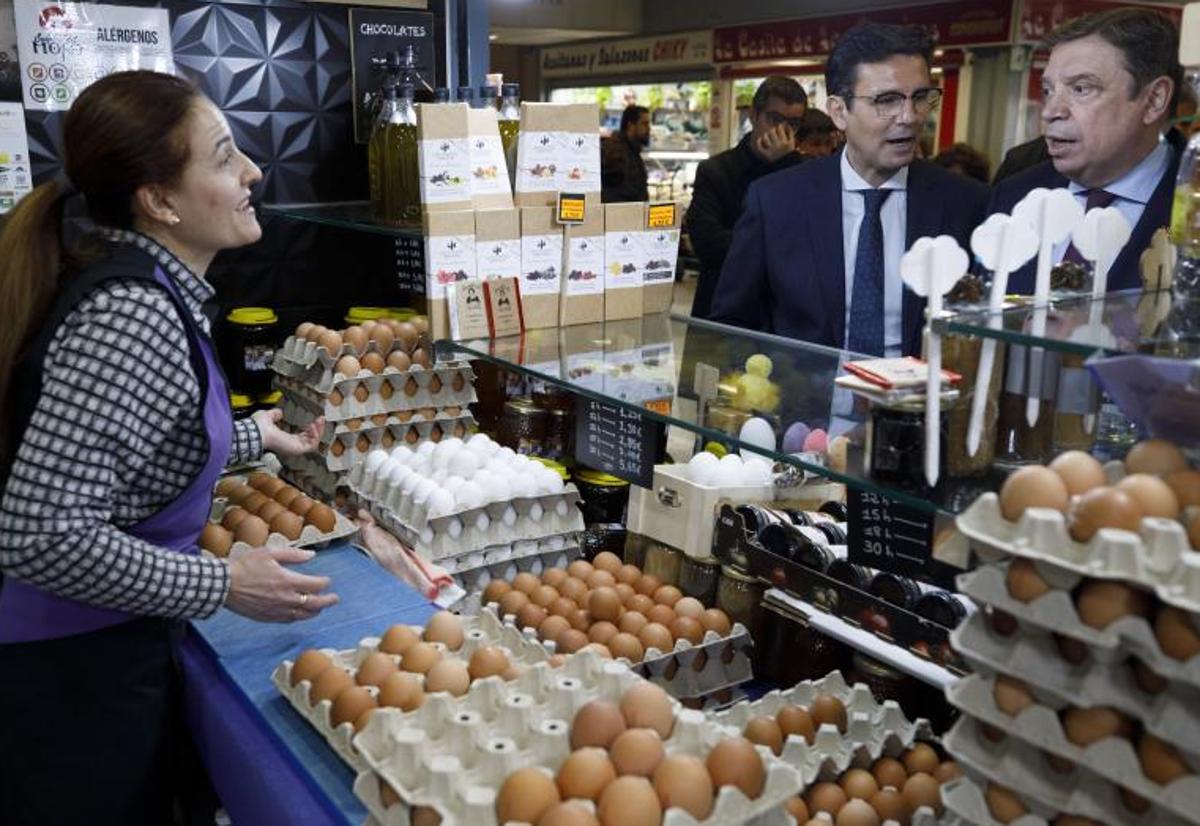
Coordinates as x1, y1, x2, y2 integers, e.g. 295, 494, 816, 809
288, 495, 316, 518
785, 797, 810, 825
499, 589, 529, 618
567, 560, 594, 580
400, 642, 441, 674
670, 617, 705, 645
598, 776, 661, 826
558, 628, 590, 654
225, 485, 256, 505
653, 585, 682, 607
1005, 557, 1051, 603
610, 728, 665, 777
269, 510, 305, 540
411, 347, 430, 368
1049, 451, 1108, 496
392, 321, 419, 352
200, 523, 233, 557
1140, 734, 1192, 790
241, 490, 269, 513
571, 700, 627, 750
871, 756, 908, 791
467, 645, 510, 681
811, 694, 848, 734
518, 602, 548, 631
588, 621, 619, 646
496, 767, 560, 825
334, 355, 361, 377
306, 503, 337, 533
593, 551, 623, 573
309, 666, 353, 704
1165, 469, 1200, 508
355, 651, 399, 687
618, 611, 649, 637
370, 324, 394, 353
255, 499, 285, 523
568, 609, 592, 632
354, 384, 370, 403
705, 737, 765, 799
424, 659, 471, 696
835, 799, 880, 826
318, 329, 343, 355
331, 685, 377, 728
1155, 606, 1200, 661
1000, 465, 1070, 521
513, 571, 541, 594
993, 674, 1036, 716
608, 632, 645, 662
653, 754, 714, 820
551, 596, 578, 619
378, 671, 424, 711
274, 486, 303, 508
777, 705, 816, 744
402, 377, 419, 398
1132, 659, 1169, 694
532, 584, 559, 609
234, 514, 270, 546
646, 604, 676, 627
539, 614, 571, 644
329, 388, 344, 406
744, 716, 784, 755
617, 564, 641, 585
636, 574, 662, 597
291, 649, 333, 686
586, 569, 617, 589
1185, 510, 1199, 551
1121, 788, 1151, 814
379, 624, 420, 655
1125, 439, 1187, 476
673, 597, 705, 620
1054, 818, 1103, 826
870, 787, 909, 823
542, 568, 569, 588
1069, 487, 1145, 542
1117, 472, 1180, 519
1062, 706, 1133, 746
638, 622, 675, 654
841, 768, 879, 801
330, 440, 347, 457
423, 611, 464, 650
807, 781, 848, 816
409, 316, 429, 335
589, 587, 624, 622
984, 783, 1027, 823
386, 350, 412, 372
1076, 581, 1152, 629
361, 352, 386, 374
342, 326, 368, 354
701, 608, 732, 636
556, 748, 616, 801
1055, 634, 1091, 665
579, 643, 612, 660
539, 801, 600, 826
934, 761, 962, 784
483, 579, 511, 605
627, 594, 655, 616
902, 743, 940, 776
901, 772, 942, 815
560, 577, 589, 606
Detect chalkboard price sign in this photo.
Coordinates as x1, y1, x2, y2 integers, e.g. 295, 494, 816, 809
847, 488, 936, 579
573, 397, 663, 488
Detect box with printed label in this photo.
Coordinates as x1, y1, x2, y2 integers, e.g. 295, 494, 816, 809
640, 202, 681, 314
474, 208, 521, 282
416, 103, 472, 213
423, 210, 477, 339
519, 206, 564, 329
604, 202, 645, 321
560, 209, 605, 326
514, 103, 601, 207
466, 107, 512, 209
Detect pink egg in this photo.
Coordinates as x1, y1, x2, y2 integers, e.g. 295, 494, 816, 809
803, 428, 828, 453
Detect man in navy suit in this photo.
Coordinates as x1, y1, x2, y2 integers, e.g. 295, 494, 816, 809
989, 8, 1182, 293
709, 23, 989, 357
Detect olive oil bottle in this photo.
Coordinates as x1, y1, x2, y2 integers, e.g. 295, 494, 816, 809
499, 82, 521, 186
368, 85, 397, 220
385, 83, 421, 225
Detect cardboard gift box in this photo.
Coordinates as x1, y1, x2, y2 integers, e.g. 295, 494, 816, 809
603, 202, 645, 321
519, 206, 564, 330
559, 209, 605, 326
416, 103, 473, 213
423, 209, 477, 339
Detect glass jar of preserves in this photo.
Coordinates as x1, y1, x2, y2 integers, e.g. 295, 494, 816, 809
717, 565, 765, 642
941, 332, 1004, 477
498, 397, 548, 455
573, 468, 630, 524
994, 344, 1059, 466
229, 392, 255, 421
866, 399, 948, 491
221, 307, 280, 396
344, 306, 390, 325
544, 407, 572, 458
867, 571, 923, 610
678, 554, 721, 605
623, 531, 649, 568
643, 541, 683, 586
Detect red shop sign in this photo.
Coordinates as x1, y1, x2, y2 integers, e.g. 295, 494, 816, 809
1020, 0, 1182, 43
712, 0, 1014, 64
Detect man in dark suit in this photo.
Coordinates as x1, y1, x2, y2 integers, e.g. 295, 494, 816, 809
685, 76, 808, 319
710, 23, 989, 357
989, 8, 1182, 294
601, 105, 650, 203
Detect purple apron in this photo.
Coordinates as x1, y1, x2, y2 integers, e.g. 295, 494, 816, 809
0, 265, 233, 643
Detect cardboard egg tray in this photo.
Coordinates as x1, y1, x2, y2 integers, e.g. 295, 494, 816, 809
210, 473, 357, 552
351, 647, 804, 826
946, 672, 1200, 821
483, 601, 755, 701
957, 561, 1200, 688
272, 610, 552, 774
278, 452, 346, 499
940, 771, 1095, 826
944, 713, 1196, 826
958, 492, 1200, 614
272, 343, 476, 404
280, 393, 477, 449
951, 609, 1200, 751
273, 370, 477, 427
316, 415, 479, 474
448, 538, 584, 615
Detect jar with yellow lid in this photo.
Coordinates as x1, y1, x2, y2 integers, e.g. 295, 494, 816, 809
716, 564, 765, 642
221, 307, 279, 396
257, 390, 282, 411
229, 392, 256, 421
643, 542, 683, 586
529, 456, 570, 479
573, 467, 630, 525
386, 307, 417, 321
498, 397, 549, 455
678, 554, 721, 605
344, 306, 391, 325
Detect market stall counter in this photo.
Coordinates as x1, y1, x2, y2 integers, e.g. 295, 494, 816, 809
180, 542, 436, 825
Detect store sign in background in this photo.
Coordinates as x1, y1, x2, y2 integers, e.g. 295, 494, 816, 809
14, 0, 172, 111
712, 0, 1014, 63
541, 30, 710, 79
349, 7, 435, 143
1019, 0, 1181, 42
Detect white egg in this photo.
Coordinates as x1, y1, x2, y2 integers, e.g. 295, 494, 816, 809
448, 450, 480, 478
443, 475, 466, 495
447, 518, 463, 538
555, 500, 569, 517
389, 445, 414, 464
495, 446, 516, 463
419, 527, 435, 545
409, 457, 431, 477
417, 441, 437, 457
712, 459, 745, 488
427, 488, 456, 518
454, 481, 485, 509
472, 468, 493, 488
502, 505, 517, 526
480, 440, 501, 459
719, 453, 744, 469
510, 474, 537, 498
401, 473, 422, 495
484, 475, 511, 503
738, 417, 776, 455
467, 433, 493, 451
529, 502, 544, 522
474, 511, 491, 531
413, 479, 435, 505
429, 468, 449, 485
741, 457, 773, 485
366, 450, 389, 474
432, 443, 460, 469
688, 451, 719, 485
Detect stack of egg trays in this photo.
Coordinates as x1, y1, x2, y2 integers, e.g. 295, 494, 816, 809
351, 647, 804, 826
448, 537, 584, 615
278, 452, 346, 499
282, 393, 477, 452
484, 601, 755, 700
948, 559, 1200, 823
272, 609, 550, 774
318, 413, 478, 474
209, 472, 358, 552
956, 491, 1200, 612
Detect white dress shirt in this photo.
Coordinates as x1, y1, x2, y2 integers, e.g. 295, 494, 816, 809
1051, 140, 1173, 263
841, 150, 908, 357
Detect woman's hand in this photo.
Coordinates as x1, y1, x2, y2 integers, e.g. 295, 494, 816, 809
225, 546, 339, 622
253, 408, 324, 457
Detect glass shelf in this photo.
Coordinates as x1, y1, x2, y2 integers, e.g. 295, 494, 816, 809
261, 201, 424, 239
438, 313, 1004, 517
943, 288, 1200, 359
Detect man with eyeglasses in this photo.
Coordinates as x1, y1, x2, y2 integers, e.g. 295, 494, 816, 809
710, 23, 988, 358
686, 76, 808, 320
988, 8, 1182, 293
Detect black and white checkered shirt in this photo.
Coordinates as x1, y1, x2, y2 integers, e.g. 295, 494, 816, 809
0, 230, 262, 619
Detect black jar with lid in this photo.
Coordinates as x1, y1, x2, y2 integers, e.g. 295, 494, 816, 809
220, 307, 280, 396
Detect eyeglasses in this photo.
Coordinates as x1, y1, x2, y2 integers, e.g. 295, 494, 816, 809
844, 88, 943, 120
760, 110, 808, 133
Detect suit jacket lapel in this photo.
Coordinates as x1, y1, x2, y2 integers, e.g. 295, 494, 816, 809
1107, 144, 1181, 290
810, 155, 847, 348
902, 162, 942, 356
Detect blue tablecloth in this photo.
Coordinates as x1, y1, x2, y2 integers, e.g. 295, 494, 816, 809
181, 543, 437, 825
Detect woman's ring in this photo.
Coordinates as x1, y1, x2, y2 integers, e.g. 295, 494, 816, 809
299, 592, 310, 607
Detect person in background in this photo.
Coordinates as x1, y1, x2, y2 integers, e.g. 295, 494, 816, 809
988, 8, 1182, 293
685, 76, 808, 319
710, 23, 989, 357
796, 109, 840, 157
601, 104, 650, 203
933, 142, 991, 183
0, 71, 337, 823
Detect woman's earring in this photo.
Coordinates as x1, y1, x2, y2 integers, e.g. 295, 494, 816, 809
170, 215, 181, 225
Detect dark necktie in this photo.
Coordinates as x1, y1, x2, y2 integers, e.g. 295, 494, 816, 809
1062, 188, 1118, 264
847, 188, 891, 356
